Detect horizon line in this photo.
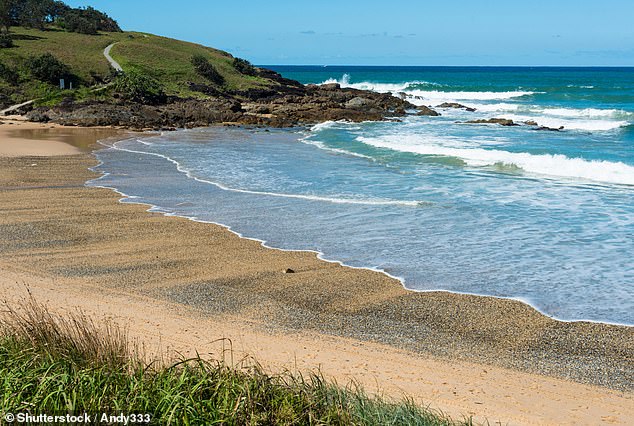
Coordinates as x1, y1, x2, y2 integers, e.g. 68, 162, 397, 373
258, 64, 634, 68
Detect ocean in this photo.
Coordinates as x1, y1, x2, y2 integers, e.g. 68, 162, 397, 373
90, 66, 634, 325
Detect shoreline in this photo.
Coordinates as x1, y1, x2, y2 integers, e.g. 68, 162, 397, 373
96, 127, 632, 328
93, 166, 634, 329
1, 121, 633, 424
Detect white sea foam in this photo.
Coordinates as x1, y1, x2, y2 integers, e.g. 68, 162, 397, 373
110, 140, 420, 206
319, 75, 632, 131
300, 138, 375, 160
499, 113, 628, 131
446, 103, 631, 131
320, 75, 534, 102
309, 121, 340, 132
406, 90, 535, 102
540, 107, 631, 119
466, 103, 631, 119
357, 135, 634, 186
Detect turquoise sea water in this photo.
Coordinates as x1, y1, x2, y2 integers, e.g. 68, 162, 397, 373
91, 67, 634, 325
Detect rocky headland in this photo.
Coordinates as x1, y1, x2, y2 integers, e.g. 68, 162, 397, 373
21, 71, 426, 130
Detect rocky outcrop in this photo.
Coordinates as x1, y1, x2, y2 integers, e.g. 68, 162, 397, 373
34, 82, 420, 130
416, 105, 440, 116
465, 118, 518, 126
437, 102, 476, 112
535, 125, 564, 131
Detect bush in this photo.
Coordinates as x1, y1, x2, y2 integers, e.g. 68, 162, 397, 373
26, 52, 71, 84
0, 34, 13, 48
191, 54, 224, 85
112, 71, 165, 104
0, 61, 19, 85
233, 57, 256, 76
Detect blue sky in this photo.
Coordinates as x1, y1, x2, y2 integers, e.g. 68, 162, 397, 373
66, 0, 634, 66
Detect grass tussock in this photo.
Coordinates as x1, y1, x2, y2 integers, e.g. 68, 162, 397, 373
0, 296, 471, 425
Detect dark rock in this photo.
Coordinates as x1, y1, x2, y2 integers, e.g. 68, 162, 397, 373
26, 109, 50, 123
524, 120, 538, 126
345, 97, 372, 109
10, 103, 34, 116
535, 125, 564, 131
416, 105, 440, 116
34, 70, 418, 128
466, 118, 518, 126
320, 83, 341, 91
437, 102, 476, 112
283, 268, 295, 274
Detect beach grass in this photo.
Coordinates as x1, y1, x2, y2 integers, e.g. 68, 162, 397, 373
0, 297, 470, 425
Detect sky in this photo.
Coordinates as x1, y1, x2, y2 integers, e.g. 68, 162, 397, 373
65, 0, 634, 66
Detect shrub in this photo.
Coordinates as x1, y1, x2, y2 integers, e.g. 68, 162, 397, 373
0, 34, 13, 48
0, 61, 19, 85
26, 52, 71, 84
112, 71, 165, 104
191, 54, 224, 85
233, 57, 256, 76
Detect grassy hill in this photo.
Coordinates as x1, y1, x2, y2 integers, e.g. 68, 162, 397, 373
0, 27, 276, 108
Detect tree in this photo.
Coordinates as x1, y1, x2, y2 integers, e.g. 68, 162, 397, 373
57, 6, 120, 34
0, 0, 13, 33
0, 0, 119, 34
59, 9, 97, 34
26, 52, 70, 84
191, 54, 224, 85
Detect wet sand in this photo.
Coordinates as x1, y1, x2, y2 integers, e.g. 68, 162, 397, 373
0, 123, 632, 425
0, 119, 124, 156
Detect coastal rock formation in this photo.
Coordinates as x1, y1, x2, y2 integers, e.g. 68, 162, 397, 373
437, 102, 477, 112
523, 120, 564, 131
535, 125, 564, 131
416, 105, 440, 116
32, 77, 420, 129
345, 96, 372, 109
465, 118, 518, 126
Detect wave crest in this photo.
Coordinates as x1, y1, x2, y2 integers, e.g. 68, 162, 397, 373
357, 135, 634, 186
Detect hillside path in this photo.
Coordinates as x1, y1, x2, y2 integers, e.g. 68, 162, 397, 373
104, 43, 123, 72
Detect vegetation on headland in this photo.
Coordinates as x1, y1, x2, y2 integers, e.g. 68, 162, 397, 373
0, 0, 278, 109
0, 0, 120, 34
0, 297, 470, 425
0, 0, 416, 129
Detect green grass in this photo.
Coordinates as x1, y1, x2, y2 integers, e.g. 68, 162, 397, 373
0, 27, 277, 106
0, 28, 128, 87
111, 33, 270, 97
0, 298, 471, 425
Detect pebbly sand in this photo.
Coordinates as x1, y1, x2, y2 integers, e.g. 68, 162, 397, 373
0, 121, 632, 425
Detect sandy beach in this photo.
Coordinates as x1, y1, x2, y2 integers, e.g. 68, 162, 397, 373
0, 121, 632, 425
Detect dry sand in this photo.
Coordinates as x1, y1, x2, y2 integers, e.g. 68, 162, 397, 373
0, 122, 632, 425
